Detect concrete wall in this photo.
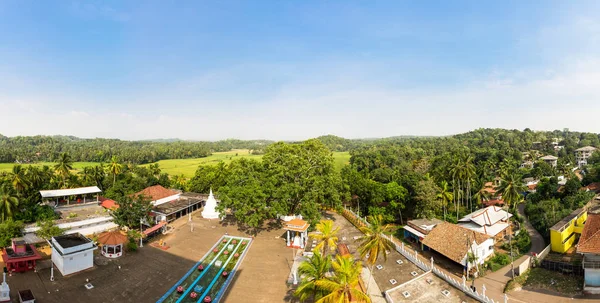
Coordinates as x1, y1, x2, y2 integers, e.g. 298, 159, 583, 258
585, 268, 600, 287
53, 247, 96, 276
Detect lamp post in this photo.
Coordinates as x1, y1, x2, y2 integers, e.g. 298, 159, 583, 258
504, 205, 515, 278
139, 218, 144, 248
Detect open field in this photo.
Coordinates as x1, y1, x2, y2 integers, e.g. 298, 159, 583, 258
0, 162, 99, 173
0, 150, 351, 177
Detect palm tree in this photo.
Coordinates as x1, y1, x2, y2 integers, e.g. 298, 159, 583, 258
79, 166, 95, 186
463, 155, 476, 212
436, 181, 453, 221
26, 166, 44, 189
473, 178, 491, 207
10, 164, 30, 194
294, 251, 331, 302
357, 215, 394, 293
315, 255, 370, 303
109, 156, 122, 186
498, 171, 525, 211
310, 220, 340, 255
54, 153, 73, 187
0, 184, 19, 222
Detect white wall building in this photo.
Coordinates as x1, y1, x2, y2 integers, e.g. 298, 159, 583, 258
576, 146, 597, 168
49, 233, 96, 276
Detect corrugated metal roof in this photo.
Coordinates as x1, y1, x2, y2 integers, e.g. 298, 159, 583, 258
39, 186, 102, 198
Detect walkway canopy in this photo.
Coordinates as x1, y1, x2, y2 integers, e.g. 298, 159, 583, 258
40, 186, 101, 198
40, 186, 101, 207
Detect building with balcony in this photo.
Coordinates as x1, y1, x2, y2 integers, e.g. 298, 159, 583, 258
550, 208, 587, 253
576, 146, 597, 168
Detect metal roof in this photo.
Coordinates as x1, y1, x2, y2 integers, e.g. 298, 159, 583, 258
39, 186, 101, 198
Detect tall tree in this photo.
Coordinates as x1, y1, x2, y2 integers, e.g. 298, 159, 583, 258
310, 220, 340, 255
315, 255, 370, 303
109, 156, 123, 186
0, 184, 19, 222
357, 215, 394, 293
110, 196, 152, 229
294, 251, 332, 302
498, 171, 525, 211
10, 164, 30, 194
436, 181, 453, 221
54, 152, 73, 188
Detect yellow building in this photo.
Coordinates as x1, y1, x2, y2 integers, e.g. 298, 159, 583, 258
550, 208, 587, 253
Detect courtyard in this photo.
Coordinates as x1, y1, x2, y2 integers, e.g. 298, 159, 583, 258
1, 212, 294, 303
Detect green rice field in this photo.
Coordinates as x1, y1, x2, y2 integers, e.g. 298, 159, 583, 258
0, 150, 350, 178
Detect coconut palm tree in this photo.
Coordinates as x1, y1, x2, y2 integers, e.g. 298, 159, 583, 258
315, 255, 370, 303
310, 220, 340, 256
436, 181, 453, 221
109, 156, 122, 186
79, 166, 95, 186
498, 171, 525, 211
0, 184, 19, 222
294, 251, 331, 302
54, 153, 73, 187
473, 178, 491, 207
357, 215, 394, 292
10, 164, 30, 194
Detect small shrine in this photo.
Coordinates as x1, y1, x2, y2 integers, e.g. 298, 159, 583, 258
285, 218, 310, 249
201, 189, 220, 219
97, 230, 128, 258
0, 270, 9, 303
1, 238, 42, 273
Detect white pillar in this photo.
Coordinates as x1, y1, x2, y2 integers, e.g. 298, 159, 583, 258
286, 230, 290, 246
504, 293, 508, 303
300, 231, 304, 249
482, 284, 486, 297
462, 275, 466, 289
430, 257, 434, 269
401, 242, 404, 251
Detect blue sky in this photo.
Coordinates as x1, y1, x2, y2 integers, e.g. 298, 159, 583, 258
1, 1, 600, 140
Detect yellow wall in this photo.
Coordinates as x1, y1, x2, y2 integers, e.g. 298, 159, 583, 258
550, 211, 587, 253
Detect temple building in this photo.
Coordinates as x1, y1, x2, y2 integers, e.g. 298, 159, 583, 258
285, 218, 309, 249
1, 238, 42, 273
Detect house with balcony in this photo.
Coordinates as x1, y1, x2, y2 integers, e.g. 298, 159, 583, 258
539, 155, 558, 168
577, 213, 600, 294
550, 207, 587, 253
576, 146, 597, 168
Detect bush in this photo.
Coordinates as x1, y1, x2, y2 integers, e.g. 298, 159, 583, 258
127, 240, 138, 252
491, 262, 503, 272
490, 253, 511, 266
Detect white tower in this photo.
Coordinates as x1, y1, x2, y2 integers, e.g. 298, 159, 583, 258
0, 272, 10, 303
201, 189, 220, 219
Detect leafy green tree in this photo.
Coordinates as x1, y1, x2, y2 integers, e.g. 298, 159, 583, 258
110, 196, 152, 229
314, 255, 370, 303
10, 165, 30, 194
35, 219, 66, 240
189, 162, 230, 193
0, 184, 19, 222
0, 220, 24, 247
386, 181, 407, 224
414, 178, 441, 219
294, 251, 331, 302
310, 220, 340, 255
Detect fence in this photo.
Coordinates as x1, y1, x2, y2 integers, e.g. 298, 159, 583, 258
342, 207, 504, 303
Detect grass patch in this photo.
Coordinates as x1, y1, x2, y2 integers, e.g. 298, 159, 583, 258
1, 150, 350, 178
505, 268, 583, 294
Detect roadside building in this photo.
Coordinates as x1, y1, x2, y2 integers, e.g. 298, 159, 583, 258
577, 213, 600, 294
403, 218, 443, 249
550, 207, 587, 253
421, 222, 494, 272
49, 233, 96, 276
458, 206, 512, 241
576, 146, 597, 168
133, 185, 180, 206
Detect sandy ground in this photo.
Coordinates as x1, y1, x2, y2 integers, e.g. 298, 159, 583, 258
3, 211, 294, 303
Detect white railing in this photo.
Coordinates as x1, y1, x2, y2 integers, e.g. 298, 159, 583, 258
342, 208, 504, 303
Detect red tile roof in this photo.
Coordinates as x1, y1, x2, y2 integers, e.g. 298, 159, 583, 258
97, 230, 128, 246
583, 183, 600, 194
100, 199, 119, 209
421, 222, 490, 264
578, 214, 600, 254
483, 199, 505, 207
133, 185, 178, 202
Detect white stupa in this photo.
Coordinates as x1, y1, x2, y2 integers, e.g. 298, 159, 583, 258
201, 189, 220, 219
0, 272, 9, 303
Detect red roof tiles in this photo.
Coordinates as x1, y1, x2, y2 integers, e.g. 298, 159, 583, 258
101, 199, 119, 209
133, 185, 178, 202
578, 214, 600, 254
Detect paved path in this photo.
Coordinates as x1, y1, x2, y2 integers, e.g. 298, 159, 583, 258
361, 267, 386, 303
